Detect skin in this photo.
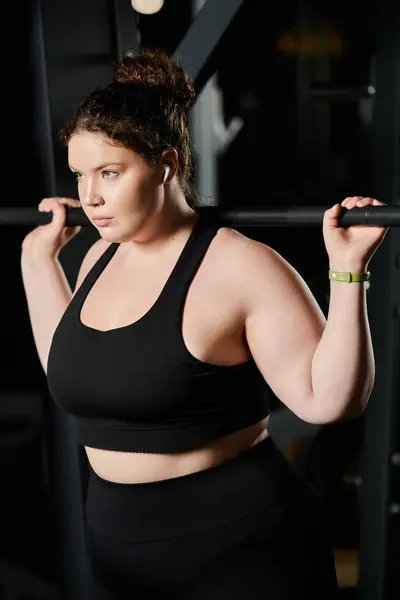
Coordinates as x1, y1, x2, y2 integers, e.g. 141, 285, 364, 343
67, 131, 378, 484
68, 131, 197, 252
69, 132, 378, 482
68, 131, 268, 483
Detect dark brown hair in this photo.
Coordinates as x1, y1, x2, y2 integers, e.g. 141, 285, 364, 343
59, 49, 197, 207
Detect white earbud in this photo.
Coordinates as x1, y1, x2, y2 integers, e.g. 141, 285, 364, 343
163, 165, 171, 184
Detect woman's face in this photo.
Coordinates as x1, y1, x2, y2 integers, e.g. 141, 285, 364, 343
68, 131, 163, 243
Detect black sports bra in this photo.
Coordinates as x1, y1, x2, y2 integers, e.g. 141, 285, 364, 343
46, 214, 269, 452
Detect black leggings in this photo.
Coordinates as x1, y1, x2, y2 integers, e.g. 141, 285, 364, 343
84, 436, 338, 599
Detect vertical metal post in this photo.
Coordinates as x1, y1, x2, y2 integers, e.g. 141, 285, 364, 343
176, 0, 244, 202
358, 0, 400, 597
31, 0, 57, 196
31, 1, 99, 598
189, 0, 221, 202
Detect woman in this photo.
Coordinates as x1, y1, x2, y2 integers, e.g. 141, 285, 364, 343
21, 49, 388, 598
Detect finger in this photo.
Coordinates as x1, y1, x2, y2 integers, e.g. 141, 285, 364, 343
40, 197, 79, 207
341, 197, 362, 207
355, 197, 371, 206
56, 198, 81, 208
348, 197, 366, 209
38, 198, 57, 211
38, 202, 56, 213
48, 200, 67, 229
356, 197, 386, 207
324, 203, 342, 226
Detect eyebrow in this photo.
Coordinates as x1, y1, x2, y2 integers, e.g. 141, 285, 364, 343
68, 162, 125, 172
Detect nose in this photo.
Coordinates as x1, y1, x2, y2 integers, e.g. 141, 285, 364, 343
83, 193, 104, 207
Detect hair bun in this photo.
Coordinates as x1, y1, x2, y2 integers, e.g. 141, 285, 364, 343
112, 49, 195, 111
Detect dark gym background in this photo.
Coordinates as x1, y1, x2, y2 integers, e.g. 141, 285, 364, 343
1, 0, 398, 598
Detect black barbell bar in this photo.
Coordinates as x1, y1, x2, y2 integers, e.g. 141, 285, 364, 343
0, 205, 398, 228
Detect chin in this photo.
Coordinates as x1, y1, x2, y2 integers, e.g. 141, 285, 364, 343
97, 229, 120, 242
99, 229, 131, 244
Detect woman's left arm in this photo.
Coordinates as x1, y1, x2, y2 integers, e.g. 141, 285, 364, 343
312, 195, 389, 419
310, 267, 374, 422
242, 247, 373, 424
240, 196, 389, 424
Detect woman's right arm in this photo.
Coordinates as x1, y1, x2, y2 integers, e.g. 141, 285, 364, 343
21, 235, 108, 375
21, 253, 73, 375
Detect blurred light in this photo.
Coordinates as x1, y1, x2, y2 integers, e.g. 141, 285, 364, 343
131, 0, 164, 14
277, 28, 343, 57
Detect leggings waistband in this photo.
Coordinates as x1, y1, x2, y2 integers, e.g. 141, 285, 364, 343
85, 436, 309, 543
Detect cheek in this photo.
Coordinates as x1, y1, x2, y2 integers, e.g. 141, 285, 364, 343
77, 182, 85, 199
117, 172, 159, 204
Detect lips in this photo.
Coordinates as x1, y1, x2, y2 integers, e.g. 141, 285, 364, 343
93, 217, 113, 227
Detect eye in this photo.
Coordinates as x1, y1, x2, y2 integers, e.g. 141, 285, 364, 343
102, 170, 118, 179
73, 172, 84, 182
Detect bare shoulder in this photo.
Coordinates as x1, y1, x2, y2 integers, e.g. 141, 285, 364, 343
215, 225, 276, 264
73, 238, 112, 295
214, 226, 312, 310
213, 225, 279, 279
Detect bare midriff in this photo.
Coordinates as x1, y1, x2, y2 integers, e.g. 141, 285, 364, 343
85, 417, 269, 483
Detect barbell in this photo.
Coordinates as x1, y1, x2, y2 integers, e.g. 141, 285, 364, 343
0, 204, 398, 228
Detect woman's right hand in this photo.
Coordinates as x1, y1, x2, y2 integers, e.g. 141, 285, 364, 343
21, 197, 82, 259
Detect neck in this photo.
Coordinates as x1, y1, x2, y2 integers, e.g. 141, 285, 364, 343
120, 190, 198, 257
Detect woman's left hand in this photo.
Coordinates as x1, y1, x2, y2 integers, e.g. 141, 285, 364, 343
322, 196, 390, 271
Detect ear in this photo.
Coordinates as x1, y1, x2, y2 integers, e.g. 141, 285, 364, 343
160, 147, 178, 184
